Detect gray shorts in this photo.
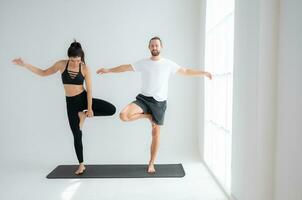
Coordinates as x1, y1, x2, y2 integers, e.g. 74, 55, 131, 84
132, 94, 167, 125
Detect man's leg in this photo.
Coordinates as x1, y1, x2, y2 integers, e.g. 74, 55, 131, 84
148, 124, 161, 173
120, 102, 161, 173
120, 103, 152, 122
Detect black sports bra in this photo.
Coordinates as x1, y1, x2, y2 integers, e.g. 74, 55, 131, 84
61, 61, 85, 85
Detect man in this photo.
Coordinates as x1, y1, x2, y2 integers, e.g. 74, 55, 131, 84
97, 36, 212, 173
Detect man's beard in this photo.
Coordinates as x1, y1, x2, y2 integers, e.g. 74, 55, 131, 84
151, 50, 160, 56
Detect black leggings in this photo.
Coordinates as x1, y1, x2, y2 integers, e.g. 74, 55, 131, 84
66, 90, 116, 163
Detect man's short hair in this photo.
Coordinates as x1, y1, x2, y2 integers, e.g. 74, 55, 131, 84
149, 36, 163, 47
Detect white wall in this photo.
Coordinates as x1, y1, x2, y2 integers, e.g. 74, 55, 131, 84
275, 0, 302, 199
231, 0, 302, 200
231, 0, 278, 199
198, 0, 207, 161
0, 0, 202, 167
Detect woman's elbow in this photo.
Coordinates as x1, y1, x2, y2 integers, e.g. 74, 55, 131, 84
40, 70, 48, 77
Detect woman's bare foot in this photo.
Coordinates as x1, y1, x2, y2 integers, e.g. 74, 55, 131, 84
147, 162, 156, 173
78, 111, 86, 130
75, 163, 86, 175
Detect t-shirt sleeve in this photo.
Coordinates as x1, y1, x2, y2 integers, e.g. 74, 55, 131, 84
168, 60, 181, 74
131, 59, 145, 72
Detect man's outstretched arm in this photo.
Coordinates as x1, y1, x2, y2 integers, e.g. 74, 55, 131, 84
96, 64, 134, 74
177, 67, 212, 79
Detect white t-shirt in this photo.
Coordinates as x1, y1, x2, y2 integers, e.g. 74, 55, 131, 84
131, 58, 180, 101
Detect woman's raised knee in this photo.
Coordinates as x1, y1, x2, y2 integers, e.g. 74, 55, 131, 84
110, 105, 117, 116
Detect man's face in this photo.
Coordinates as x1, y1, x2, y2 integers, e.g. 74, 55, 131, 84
149, 39, 162, 56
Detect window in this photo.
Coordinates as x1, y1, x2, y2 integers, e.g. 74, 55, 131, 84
204, 0, 234, 193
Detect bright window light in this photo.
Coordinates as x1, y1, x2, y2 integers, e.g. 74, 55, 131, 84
204, 0, 234, 193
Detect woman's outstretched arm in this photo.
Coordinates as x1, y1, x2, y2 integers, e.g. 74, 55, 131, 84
12, 58, 62, 76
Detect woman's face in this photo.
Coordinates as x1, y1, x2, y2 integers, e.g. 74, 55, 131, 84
69, 56, 81, 67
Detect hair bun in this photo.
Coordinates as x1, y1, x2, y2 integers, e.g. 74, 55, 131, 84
70, 40, 82, 49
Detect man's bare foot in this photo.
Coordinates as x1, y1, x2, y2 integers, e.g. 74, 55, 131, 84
147, 163, 156, 173
78, 111, 86, 130
75, 164, 86, 175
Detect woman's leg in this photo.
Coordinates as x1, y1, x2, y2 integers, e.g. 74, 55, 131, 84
91, 98, 116, 116
78, 111, 86, 130
67, 109, 86, 174
77, 98, 116, 130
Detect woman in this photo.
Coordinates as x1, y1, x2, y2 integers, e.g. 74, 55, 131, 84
12, 41, 116, 175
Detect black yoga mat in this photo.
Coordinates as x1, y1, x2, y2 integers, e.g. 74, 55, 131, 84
46, 164, 185, 179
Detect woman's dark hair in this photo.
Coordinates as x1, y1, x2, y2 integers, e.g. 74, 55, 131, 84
67, 40, 85, 63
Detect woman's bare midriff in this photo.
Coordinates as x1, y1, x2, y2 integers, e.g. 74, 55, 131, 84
64, 84, 85, 97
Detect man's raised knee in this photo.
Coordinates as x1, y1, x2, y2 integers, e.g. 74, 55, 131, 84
119, 112, 129, 121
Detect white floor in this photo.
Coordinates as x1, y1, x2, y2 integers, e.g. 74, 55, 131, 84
0, 161, 227, 200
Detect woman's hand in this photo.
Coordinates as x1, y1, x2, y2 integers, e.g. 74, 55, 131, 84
86, 109, 94, 117
12, 58, 26, 67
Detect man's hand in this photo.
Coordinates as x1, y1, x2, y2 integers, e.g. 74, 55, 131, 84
204, 72, 212, 80
96, 68, 110, 74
